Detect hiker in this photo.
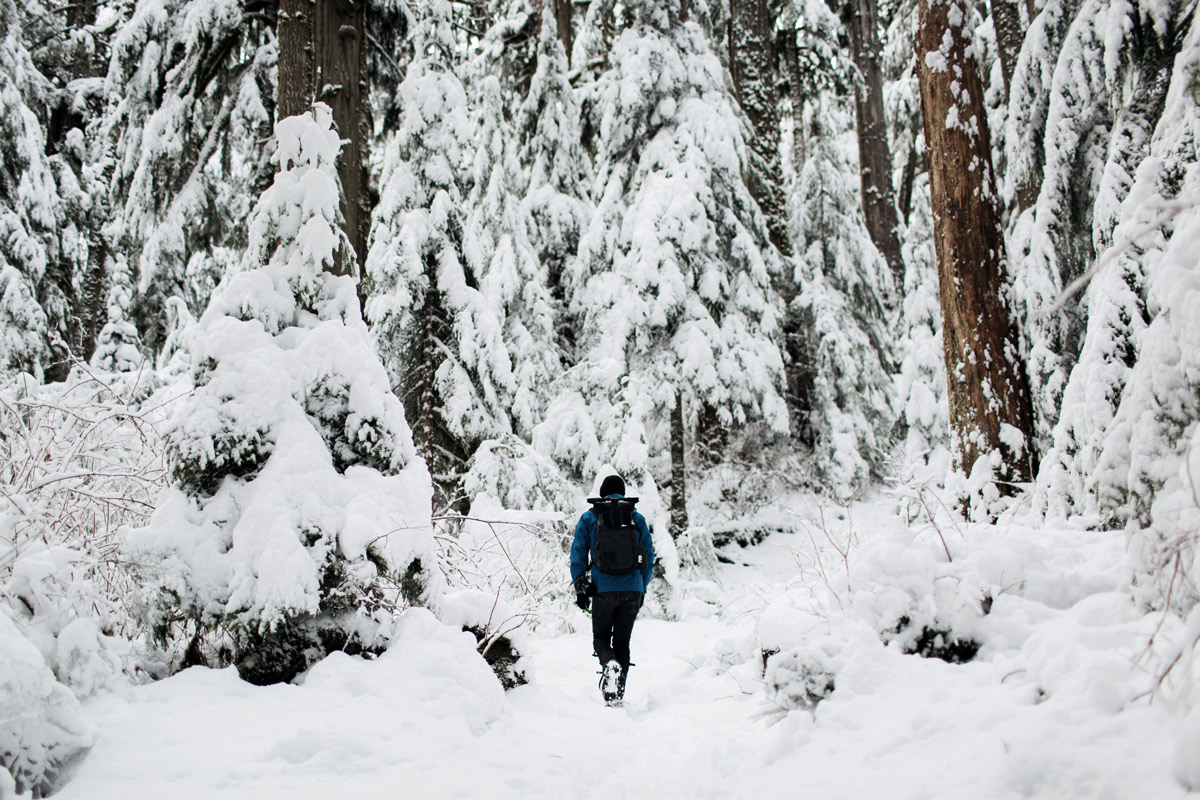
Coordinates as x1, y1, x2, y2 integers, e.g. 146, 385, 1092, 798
570, 474, 655, 706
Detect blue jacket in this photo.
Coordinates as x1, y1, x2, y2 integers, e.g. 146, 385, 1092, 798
570, 495, 655, 593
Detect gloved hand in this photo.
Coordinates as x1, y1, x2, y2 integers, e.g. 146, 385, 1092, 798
574, 575, 594, 611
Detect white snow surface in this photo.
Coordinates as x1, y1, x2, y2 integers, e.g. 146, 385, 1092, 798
45, 497, 1197, 800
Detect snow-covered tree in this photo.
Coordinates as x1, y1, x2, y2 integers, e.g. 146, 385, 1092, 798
1037, 10, 1200, 614
789, 91, 897, 497
366, 0, 512, 514
1006, 0, 1191, 447
0, 0, 59, 379
518, 8, 593, 366
451, 10, 585, 515
98, 0, 275, 355
133, 106, 433, 684
915, 0, 1038, 514
563, 0, 789, 533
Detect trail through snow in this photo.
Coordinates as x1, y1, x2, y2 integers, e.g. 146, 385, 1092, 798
52, 519, 1193, 800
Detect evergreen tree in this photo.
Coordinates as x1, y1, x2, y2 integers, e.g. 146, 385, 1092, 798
915, 0, 1038, 514
569, 0, 789, 533
135, 105, 433, 684
789, 92, 898, 496
0, 0, 60, 378
365, 0, 507, 513
1035, 9, 1199, 615
98, 0, 276, 355
454, 13, 579, 514
518, 9, 593, 366
1006, 0, 1191, 448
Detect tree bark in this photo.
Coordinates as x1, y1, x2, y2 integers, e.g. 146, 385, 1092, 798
669, 390, 689, 540
914, 0, 1038, 487
729, 0, 791, 256
991, 0, 1023, 101
553, 0, 573, 62
840, 0, 904, 285
277, 0, 367, 277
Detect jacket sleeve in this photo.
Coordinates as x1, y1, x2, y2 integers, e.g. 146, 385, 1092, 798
569, 512, 593, 584
636, 513, 654, 590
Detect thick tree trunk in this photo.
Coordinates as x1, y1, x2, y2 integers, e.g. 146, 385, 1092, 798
669, 391, 689, 540
840, 0, 904, 285
277, 0, 366, 277
276, 0, 314, 120
553, 0, 573, 61
991, 0, 1023, 101
729, 0, 791, 256
914, 0, 1038, 488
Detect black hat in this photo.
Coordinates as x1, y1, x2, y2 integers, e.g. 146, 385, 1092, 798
599, 475, 625, 497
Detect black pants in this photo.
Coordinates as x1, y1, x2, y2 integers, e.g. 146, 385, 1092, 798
591, 591, 643, 670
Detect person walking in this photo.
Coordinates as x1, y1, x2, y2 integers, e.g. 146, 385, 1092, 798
570, 474, 655, 706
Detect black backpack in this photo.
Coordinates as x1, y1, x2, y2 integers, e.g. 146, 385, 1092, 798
588, 497, 647, 576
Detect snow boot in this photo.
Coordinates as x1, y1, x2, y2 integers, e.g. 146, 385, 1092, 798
600, 660, 623, 706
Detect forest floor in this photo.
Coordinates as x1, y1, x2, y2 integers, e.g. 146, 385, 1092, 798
53, 497, 1194, 799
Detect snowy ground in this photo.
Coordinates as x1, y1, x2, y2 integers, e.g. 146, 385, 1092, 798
54, 498, 1198, 800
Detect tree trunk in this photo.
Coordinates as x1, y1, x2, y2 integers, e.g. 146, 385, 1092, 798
277, 0, 366, 277
777, 21, 807, 176
914, 0, 1038, 488
729, 0, 791, 256
840, 0, 904, 285
991, 0, 1023, 101
898, 141, 917, 226
669, 391, 689, 540
553, 0, 573, 61
276, 0, 314, 120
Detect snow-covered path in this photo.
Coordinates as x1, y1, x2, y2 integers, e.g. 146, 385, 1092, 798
53, 521, 1195, 800
54, 613, 776, 800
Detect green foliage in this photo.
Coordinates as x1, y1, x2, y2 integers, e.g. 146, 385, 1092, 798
166, 419, 273, 496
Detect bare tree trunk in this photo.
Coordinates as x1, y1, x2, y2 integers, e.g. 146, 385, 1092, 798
277, 0, 314, 120
991, 0, 1024, 101
729, 0, 791, 256
840, 0, 904, 285
898, 141, 917, 226
914, 0, 1038, 488
553, 0, 573, 61
277, 0, 366, 277
669, 391, 689, 540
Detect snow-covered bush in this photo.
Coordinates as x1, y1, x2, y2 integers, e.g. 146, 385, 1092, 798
0, 367, 166, 692
0, 606, 94, 797
133, 105, 434, 685
758, 504, 992, 674
763, 641, 837, 712
433, 587, 533, 690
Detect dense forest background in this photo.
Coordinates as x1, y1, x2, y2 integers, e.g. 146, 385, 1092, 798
2, 0, 1199, 794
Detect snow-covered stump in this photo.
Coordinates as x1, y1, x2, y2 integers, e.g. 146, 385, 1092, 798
131, 105, 434, 685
